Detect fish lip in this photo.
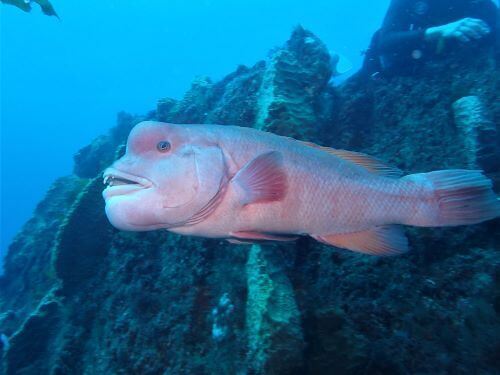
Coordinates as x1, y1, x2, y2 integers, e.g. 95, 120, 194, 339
102, 167, 153, 199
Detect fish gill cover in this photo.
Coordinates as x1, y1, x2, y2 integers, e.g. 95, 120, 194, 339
1, 7, 500, 375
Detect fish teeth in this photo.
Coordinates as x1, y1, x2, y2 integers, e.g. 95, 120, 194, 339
103, 175, 114, 186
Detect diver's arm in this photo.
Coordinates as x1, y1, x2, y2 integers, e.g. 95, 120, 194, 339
424, 18, 490, 43
378, 30, 427, 54
377, 0, 427, 54
378, 0, 496, 53
424, 1, 495, 43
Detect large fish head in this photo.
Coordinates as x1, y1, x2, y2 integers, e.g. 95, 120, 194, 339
102, 121, 226, 231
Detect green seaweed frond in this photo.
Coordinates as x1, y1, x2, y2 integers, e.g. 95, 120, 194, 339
1, 0, 59, 18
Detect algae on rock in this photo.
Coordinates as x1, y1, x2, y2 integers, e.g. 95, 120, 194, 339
0, 176, 87, 337
256, 26, 332, 142
452, 95, 498, 175
246, 245, 303, 374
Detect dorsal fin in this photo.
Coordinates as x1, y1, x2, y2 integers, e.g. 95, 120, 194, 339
300, 141, 402, 178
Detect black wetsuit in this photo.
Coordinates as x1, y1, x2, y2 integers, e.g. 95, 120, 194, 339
362, 0, 498, 75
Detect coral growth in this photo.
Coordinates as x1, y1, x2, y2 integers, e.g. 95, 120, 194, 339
452, 95, 498, 175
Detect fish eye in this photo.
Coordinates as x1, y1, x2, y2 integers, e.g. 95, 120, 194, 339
157, 141, 171, 153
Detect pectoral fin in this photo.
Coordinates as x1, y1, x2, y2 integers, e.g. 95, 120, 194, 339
231, 151, 287, 205
312, 226, 408, 256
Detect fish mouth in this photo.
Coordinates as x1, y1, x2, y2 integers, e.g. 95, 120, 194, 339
102, 168, 153, 199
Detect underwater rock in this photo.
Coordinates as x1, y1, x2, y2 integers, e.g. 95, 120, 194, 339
246, 245, 304, 374
73, 112, 140, 178
156, 97, 178, 122
452, 95, 498, 173
256, 26, 332, 141
0, 27, 499, 374
73, 135, 115, 178
0, 176, 86, 340
158, 76, 214, 124
211, 293, 234, 342
5, 298, 62, 375
53, 177, 113, 296
205, 63, 265, 126
334, 49, 500, 173
158, 64, 265, 127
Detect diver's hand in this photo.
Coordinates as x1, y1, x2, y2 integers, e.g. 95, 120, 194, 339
425, 18, 490, 43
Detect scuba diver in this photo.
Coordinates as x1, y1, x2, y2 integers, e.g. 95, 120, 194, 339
362, 0, 498, 75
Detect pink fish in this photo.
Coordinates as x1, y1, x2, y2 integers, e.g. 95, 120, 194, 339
102, 121, 499, 256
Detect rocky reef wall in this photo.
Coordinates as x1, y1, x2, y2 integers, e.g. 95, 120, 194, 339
1, 26, 498, 374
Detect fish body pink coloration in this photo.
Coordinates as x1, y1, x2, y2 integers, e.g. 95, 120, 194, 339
103, 121, 500, 256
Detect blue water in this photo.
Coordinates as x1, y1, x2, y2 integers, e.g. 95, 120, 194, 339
0, 0, 390, 264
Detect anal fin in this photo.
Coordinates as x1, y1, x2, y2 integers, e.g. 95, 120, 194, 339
312, 225, 408, 256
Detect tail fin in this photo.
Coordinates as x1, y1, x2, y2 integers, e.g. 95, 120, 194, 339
424, 170, 499, 226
